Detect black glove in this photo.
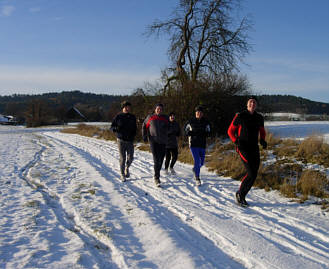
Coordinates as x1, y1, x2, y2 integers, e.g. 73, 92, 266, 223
260, 139, 267, 149
111, 126, 118, 132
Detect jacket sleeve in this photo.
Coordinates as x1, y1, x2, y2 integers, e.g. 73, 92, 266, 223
132, 115, 137, 138
176, 122, 181, 137
259, 116, 266, 140
259, 127, 266, 140
142, 116, 149, 140
184, 121, 193, 136
110, 115, 118, 132
205, 121, 211, 137
227, 113, 239, 143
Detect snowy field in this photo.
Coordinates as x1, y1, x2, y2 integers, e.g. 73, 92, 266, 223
265, 121, 329, 143
1, 122, 329, 269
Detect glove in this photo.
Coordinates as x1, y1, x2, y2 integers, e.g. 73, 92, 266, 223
260, 139, 267, 149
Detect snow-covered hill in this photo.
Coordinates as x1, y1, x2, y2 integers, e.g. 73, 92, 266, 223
0, 124, 328, 269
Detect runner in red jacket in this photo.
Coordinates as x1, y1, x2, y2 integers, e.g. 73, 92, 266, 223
142, 103, 169, 187
227, 96, 267, 207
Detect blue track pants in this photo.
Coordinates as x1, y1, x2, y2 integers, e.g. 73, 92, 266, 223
190, 147, 205, 177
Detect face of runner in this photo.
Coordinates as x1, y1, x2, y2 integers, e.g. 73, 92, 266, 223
195, 110, 203, 119
169, 114, 175, 122
247, 99, 257, 114
155, 106, 163, 115
122, 105, 131, 113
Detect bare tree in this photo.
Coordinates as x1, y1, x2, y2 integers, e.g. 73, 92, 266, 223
146, 0, 251, 89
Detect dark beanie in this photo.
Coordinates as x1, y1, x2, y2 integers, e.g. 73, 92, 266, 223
247, 95, 258, 103
121, 101, 132, 109
155, 103, 164, 108
195, 105, 204, 112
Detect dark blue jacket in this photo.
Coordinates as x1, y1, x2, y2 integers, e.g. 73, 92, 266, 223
167, 120, 181, 148
184, 117, 211, 148
111, 112, 137, 142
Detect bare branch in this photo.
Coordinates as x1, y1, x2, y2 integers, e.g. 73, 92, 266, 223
146, 0, 251, 86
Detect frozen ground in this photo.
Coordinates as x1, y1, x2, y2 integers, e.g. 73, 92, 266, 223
0, 123, 329, 269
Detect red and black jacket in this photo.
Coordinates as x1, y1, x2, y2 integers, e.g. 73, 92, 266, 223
227, 110, 266, 149
142, 113, 169, 145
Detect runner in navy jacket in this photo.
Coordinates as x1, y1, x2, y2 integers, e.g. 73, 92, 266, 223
164, 112, 181, 174
184, 105, 211, 186
227, 96, 267, 207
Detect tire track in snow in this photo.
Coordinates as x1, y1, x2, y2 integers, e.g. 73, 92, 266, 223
43, 132, 243, 269
179, 178, 329, 267
18, 135, 120, 269
43, 131, 329, 269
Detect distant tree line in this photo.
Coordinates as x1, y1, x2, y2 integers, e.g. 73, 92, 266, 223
257, 95, 329, 115
0, 91, 124, 127
1, 90, 329, 130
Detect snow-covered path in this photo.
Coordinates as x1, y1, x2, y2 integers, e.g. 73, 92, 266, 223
1, 126, 328, 269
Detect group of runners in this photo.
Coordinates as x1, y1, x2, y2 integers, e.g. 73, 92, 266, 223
110, 96, 267, 207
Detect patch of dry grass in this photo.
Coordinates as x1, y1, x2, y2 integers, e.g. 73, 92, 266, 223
61, 124, 116, 141
177, 146, 195, 165
99, 129, 117, 141
206, 141, 245, 179
297, 169, 329, 198
135, 143, 151, 152
265, 131, 282, 149
280, 180, 297, 198
273, 138, 299, 159
296, 135, 329, 167
255, 162, 302, 192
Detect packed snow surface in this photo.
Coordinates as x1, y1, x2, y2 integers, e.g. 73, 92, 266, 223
1, 123, 329, 269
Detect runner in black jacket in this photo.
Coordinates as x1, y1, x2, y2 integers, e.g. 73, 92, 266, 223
184, 105, 211, 186
111, 101, 137, 182
227, 96, 267, 207
164, 112, 181, 175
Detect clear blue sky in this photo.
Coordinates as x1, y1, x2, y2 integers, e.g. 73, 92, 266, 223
0, 0, 328, 102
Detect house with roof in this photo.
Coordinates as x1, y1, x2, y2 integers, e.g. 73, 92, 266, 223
0, 114, 18, 125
